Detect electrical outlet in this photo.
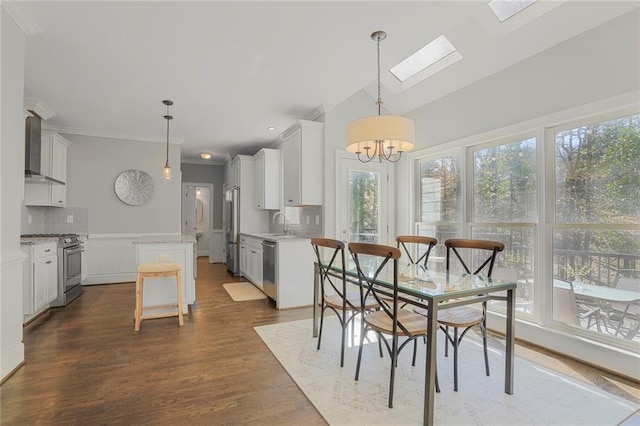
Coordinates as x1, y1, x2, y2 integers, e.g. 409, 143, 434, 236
306, 216, 309, 225
28, 214, 32, 224
158, 254, 171, 262
315, 215, 320, 225
67, 215, 74, 224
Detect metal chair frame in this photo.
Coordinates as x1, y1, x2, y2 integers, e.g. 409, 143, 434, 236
312, 238, 379, 367
440, 238, 505, 391
349, 242, 439, 408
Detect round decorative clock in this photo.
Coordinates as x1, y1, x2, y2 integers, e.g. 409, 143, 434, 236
114, 169, 155, 205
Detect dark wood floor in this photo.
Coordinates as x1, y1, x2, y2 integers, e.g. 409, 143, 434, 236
2, 258, 638, 424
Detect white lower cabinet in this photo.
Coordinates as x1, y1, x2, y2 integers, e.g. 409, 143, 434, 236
22, 241, 58, 321
276, 239, 315, 309
239, 235, 263, 289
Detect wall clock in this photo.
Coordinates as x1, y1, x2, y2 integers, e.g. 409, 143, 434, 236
114, 169, 154, 205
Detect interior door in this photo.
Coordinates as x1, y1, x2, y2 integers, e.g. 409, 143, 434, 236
337, 156, 391, 245
182, 185, 197, 237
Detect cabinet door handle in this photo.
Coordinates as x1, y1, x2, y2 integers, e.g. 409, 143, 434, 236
251, 250, 256, 254
46, 261, 52, 264
45, 249, 51, 252
288, 199, 293, 202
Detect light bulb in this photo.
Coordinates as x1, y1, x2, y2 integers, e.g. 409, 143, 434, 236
162, 164, 173, 182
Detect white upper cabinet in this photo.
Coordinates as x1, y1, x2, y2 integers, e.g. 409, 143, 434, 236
230, 155, 241, 188
254, 148, 281, 210
282, 120, 324, 206
24, 132, 69, 207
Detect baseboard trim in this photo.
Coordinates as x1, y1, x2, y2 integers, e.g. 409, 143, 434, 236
83, 273, 135, 285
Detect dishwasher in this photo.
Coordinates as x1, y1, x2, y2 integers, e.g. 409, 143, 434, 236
262, 240, 277, 300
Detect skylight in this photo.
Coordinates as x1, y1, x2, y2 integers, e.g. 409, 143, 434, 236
488, 0, 538, 23
390, 35, 458, 83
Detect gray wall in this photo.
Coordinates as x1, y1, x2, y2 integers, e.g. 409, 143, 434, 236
181, 163, 225, 229
65, 134, 182, 234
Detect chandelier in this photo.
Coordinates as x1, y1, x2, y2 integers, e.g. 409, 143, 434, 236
345, 31, 415, 163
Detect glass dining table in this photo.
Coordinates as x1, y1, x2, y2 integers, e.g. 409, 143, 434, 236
312, 261, 517, 426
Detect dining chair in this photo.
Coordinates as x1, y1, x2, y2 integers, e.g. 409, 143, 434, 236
396, 235, 438, 268
311, 238, 379, 367
430, 238, 504, 392
349, 242, 438, 408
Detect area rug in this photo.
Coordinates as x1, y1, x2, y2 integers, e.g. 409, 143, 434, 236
222, 282, 267, 301
254, 317, 639, 425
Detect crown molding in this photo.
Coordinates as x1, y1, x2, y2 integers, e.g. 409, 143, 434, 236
24, 98, 55, 120
41, 124, 184, 145
303, 104, 332, 122
2, 1, 41, 36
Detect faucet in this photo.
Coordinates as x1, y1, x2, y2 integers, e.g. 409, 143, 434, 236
272, 212, 288, 235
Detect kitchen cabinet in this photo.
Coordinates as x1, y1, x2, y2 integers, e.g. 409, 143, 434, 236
254, 148, 281, 210
282, 120, 324, 206
22, 241, 58, 321
230, 155, 241, 188
275, 238, 315, 309
233, 155, 269, 234
239, 235, 263, 289
24, 132, 69, 207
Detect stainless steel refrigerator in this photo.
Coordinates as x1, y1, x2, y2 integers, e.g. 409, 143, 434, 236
225, 187, 240, 275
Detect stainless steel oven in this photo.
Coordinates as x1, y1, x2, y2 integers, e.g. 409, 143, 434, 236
52, 235, 83, 307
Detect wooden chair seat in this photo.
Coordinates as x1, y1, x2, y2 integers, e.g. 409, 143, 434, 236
365, 309, 428, 336
325, 293, 379, 311
438, 306, 483, 328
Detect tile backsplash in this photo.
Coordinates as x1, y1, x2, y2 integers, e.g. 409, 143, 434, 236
21, 205, 89, 235
269, 205, 323, 238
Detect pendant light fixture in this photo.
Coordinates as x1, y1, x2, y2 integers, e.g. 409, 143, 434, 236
346, 31, 415, 163
162, 100, 173, 182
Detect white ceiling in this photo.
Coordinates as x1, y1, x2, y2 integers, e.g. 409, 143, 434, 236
15, 1, 638, 164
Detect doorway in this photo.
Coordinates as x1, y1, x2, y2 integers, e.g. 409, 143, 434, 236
336, 154, 393, 245
182, 183, 214, 261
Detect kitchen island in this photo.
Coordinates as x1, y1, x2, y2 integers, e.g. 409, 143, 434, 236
133, 234, 196, 314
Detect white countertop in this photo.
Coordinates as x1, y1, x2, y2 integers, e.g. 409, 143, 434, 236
241, 232, 311, 242
132, 234, 196, 244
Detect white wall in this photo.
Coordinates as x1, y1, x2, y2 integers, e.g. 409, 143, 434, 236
406, 9, 640, 152
323, 91, 385, 240
64, 134, 181, 234
1, 9, 27, 381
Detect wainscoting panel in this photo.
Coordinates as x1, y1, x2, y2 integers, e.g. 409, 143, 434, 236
84, 234, 147, 285
1, 251, 27, 381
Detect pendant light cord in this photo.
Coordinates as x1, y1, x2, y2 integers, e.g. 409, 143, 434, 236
376, 35, 382, 116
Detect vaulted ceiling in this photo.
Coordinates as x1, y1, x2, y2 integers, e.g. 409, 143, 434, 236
16, 1, 638, 164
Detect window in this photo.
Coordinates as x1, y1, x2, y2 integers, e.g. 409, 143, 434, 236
471, 137, 537, 314
551, 113, 640, 341
416, 154, 462, 271
412, 104, 639, 367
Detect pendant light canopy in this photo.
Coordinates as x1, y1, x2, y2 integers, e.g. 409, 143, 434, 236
162, 100, 173, 182
346, 31, 415, 163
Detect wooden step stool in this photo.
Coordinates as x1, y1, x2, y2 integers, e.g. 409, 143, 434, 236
134, 262, 184, 332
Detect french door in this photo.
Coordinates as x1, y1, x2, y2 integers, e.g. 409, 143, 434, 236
337, 155, 391, 245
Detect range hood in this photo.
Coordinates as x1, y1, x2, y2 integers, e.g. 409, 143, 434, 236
25, 114, 64, 185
